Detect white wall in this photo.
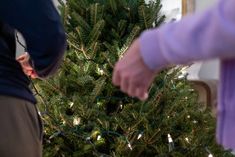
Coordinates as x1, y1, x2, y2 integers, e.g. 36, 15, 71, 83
195, 0, 217, 12
161, 0, 181, 12
187, 0, 219, 80
161, 0, 182, 21
145, 0, 182, 21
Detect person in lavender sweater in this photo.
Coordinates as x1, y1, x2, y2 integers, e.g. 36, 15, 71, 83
112, 0, 235, 150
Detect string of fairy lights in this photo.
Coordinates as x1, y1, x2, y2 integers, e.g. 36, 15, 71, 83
15, 33, 215, 157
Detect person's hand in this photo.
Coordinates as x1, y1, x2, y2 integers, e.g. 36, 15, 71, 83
17, 52, 38, 79
112, 39, 156, 101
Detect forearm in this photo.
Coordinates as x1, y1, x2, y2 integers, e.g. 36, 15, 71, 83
0, 0, 66, 77
27, 26, 66, 78
140, 0, 235, 70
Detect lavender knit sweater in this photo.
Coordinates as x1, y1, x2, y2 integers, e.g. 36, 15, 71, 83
140, 0, 235, 149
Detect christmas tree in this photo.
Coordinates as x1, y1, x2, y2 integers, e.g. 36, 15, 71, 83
33, 0, 234, 156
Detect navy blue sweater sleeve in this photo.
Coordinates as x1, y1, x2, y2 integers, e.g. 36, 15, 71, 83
0, 0, 66, 78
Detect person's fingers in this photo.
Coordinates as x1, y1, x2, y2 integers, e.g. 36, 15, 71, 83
18, 56, 33, 70
112, 65, 121, 86
31, 75, 37, 79
22, 63, 33, 70
17, 56, 25, 61
17, 52, 38, 78
127, 81, 136, 97
136, 86, 149, 101
127, 78, 150, 100
17, 52, 29, 61
17, 55, 32, 69
24, 69, 33, 76
127, 78, 141, 97
23, 69, 38, 79
16, 54, 26, 61
120, 74, 129, 93
30, 71, 38, 79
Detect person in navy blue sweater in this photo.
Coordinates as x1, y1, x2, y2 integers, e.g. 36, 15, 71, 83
0, 0, 66, 156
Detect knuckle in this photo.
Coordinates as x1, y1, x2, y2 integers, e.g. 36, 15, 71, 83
122, 73, 130, 81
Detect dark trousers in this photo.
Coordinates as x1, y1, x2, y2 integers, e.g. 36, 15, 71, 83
0, 95, 42, 157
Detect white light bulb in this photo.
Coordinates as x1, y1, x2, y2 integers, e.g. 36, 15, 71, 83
208, 154, 213, 157
128, 143, 132, 150
97, 135, 101, 141
97, 67, 104, 75
73, 117, 81, 126
168, 134, 173, 143
69, 102, 74, 107
168, 134, 174, 152
86, 137, 91, 141
185, 137, 189, 143
137, 133, 143, 140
